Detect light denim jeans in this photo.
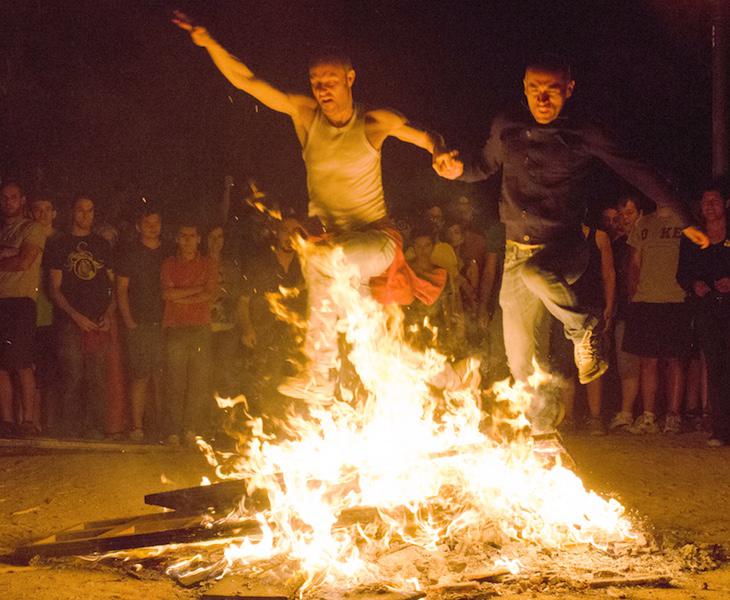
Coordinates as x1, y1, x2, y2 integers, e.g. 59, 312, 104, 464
302, 229, 396, 372
500, 239, 595, 382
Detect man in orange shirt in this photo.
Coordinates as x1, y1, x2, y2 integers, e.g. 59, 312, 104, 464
160, 222, 218, 446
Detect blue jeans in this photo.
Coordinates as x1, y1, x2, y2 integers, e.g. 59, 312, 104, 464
56, 320, 108, 436
163, 326, 212, 438
500, 240, 595, 381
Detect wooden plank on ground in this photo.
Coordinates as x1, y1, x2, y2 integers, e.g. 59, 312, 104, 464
9, 513, 261, 563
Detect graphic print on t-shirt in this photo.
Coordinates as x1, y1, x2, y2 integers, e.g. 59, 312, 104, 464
66, 241, 104, 281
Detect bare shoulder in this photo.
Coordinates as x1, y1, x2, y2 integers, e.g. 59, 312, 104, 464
288, 94, 317, 130
364, 107, 407, 131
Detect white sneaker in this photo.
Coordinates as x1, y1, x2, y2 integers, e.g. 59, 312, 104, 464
609, 411, 633, 431
277, 369, 336, 403
663, 412, 682, 434
574, 329, 609, 384
629, 412, 659, 434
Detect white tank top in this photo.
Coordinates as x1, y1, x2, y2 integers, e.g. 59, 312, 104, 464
302, 104, 386, 231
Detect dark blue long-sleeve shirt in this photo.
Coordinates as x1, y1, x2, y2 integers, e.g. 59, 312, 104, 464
460, 107, 692, 244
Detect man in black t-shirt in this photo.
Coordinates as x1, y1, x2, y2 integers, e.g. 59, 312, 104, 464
48, 197, 114, 438
116, 206, 164, 442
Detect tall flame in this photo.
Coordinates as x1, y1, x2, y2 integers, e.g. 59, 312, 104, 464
192, 237, 637, 593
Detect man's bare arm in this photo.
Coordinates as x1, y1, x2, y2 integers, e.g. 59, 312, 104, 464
173, 11, 315, 120
0, 241, 41, 272
366, 109, 445, 153
117, 275, 137, 329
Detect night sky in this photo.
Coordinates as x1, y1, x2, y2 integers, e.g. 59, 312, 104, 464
0, 0, 720, 226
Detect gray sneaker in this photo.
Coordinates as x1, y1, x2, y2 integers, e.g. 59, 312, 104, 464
629, 412, 659, 434
609, 411, 633, 431
574, 329, 609, 384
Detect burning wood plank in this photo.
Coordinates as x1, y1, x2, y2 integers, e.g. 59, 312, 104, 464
8, 511, 260, 562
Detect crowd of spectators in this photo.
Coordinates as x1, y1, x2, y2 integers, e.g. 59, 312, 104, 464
0, 178, 728, 447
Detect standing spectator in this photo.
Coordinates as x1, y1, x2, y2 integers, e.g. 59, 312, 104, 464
0, 182, 46, 437
30, 196, 60, 433
677, 184, 730, 447
160, 222, 217, 446
623, 205, 691, 434
116, 206, 164, 442
609, 194, 645, 430
48, 196, 114, 438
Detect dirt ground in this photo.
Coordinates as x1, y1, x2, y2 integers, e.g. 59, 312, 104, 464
0, 431, 728, 599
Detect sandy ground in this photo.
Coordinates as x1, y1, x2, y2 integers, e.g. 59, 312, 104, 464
0, 431, 728, 599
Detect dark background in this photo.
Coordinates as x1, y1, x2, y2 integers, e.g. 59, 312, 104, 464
0, 0, 721, 225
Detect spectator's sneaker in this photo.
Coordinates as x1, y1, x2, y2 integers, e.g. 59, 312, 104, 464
707, 437, 726, 448
277, 369, 336, 404
629, 412, 659, 434
609, 411, 633, 431
586, 416, 607, 436
663, 412, 682, 434
574, 329, 609, 384
129, 428, 145, 443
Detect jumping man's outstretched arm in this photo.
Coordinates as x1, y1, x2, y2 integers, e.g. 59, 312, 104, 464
172, 11, 315, 121
365, 109, 451, 174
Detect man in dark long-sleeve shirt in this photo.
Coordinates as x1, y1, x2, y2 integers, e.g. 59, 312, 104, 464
435, 55, 708, 395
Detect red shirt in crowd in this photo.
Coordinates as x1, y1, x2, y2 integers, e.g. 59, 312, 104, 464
160, 254, 216, 327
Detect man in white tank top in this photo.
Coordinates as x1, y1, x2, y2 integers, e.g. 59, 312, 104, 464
174, 13, 458, 401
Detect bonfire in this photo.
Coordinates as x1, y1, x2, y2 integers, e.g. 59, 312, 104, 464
160, 235, 646, 596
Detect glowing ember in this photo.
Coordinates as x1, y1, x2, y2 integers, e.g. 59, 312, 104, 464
174, 236, 639, 595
